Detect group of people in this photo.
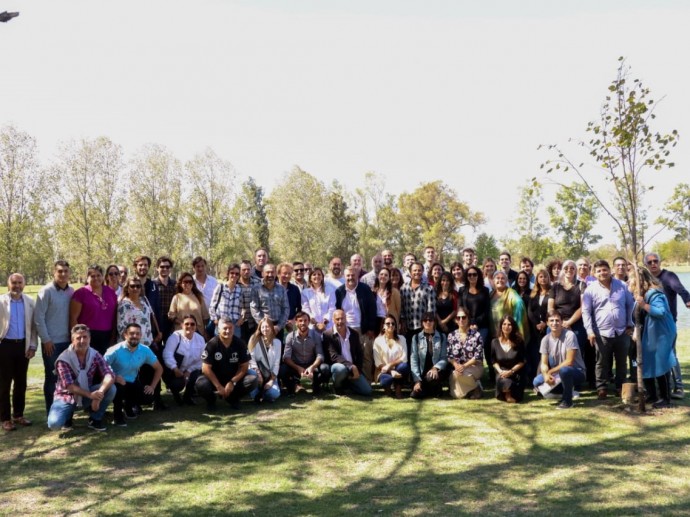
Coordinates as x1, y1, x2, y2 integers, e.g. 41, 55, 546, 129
0, 245, 687, 432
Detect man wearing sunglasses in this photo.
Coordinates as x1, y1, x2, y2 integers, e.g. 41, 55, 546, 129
644, 252, 690, 399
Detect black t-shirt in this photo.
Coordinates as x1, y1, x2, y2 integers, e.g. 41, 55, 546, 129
548, 281, 585, 321
201, 336, 250, 385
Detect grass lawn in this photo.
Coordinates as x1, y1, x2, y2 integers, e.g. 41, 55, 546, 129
2, 333, 690, 516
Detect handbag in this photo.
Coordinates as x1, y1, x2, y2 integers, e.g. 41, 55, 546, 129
256, 339, 274, 385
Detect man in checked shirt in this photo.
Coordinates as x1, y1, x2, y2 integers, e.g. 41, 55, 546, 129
400, 262, 437, 359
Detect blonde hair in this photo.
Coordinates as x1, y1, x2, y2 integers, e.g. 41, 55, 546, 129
248, 317, 275, 352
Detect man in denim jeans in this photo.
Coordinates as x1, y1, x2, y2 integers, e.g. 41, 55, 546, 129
325, 310, 372, 397
533, 311, 587, 410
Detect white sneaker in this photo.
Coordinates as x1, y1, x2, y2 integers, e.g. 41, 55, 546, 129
544, 392, 560, 400
572, 391, 581, 400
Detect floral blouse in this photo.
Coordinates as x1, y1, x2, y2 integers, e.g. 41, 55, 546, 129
447, 328, 484, 363
117, 297, 154, 345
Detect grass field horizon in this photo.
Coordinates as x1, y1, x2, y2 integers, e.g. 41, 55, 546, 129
1, 332, 689, 515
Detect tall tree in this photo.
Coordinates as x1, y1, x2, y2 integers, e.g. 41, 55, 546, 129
184, 148, 236, 273
229, 176, 269, 261
397, 180, 485, 262
126, 144, 184, 261
328, 181, 358, 260
657, 183, 690, 244
0, 124, 52, 280
541, 57, 679, 260
52, 136, 126, 274
474, 232, 500, 263
547, 182, 602, 258
266, 166, 340, 265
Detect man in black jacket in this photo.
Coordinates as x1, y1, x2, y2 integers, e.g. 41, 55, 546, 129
323, 310, 372, 396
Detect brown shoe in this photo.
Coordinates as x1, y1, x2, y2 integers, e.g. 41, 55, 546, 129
395, 385, 403, 399
504, 390, 517, 404
597, 389, 608, 400
13, 416, 32, 427
2, 420, 16, 432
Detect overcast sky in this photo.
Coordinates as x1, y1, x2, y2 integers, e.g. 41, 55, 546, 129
2, 0, 689, 248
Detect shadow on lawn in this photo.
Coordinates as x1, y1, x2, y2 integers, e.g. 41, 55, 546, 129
3, 381, 690, 515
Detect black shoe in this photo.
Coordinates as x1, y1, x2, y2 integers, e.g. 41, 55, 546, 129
230, 400, 241, 410
173, 392, 183, 406
153, 399, 168, 411
113, 417, 127, 427
124, 407, 138, 420
556, 400, 573, 410
652, 400, 672, 409
183, 397, 197, 406
88, 419, 107, 432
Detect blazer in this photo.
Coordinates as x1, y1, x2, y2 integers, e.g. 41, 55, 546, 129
335, 283, 378, 334
324, 327, 364, 370
0, 293, 39, 352
410, 330, 448, 383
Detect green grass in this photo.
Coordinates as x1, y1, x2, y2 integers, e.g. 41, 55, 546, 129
2, 334, 690, 516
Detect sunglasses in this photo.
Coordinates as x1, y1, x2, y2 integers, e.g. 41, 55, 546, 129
383, 321, 396, 327
182, 280, 193, 285
647, 260, 659, 264
294, 268, 304, 273
128, 284, 142, 289
422, 318, 434, 323
108, 271, 119, 276
159, 265, 171, 269
466, 273, 478, 278
456, 315, 468, 320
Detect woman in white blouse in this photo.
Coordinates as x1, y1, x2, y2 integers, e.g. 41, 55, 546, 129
163, 314, 206, 405
373, 314, 409, 399
248, 317, 281, 403
300, 267, 336, 332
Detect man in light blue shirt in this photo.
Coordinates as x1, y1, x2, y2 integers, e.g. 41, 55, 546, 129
105, 323, 163, 426
582, 259, 634, 399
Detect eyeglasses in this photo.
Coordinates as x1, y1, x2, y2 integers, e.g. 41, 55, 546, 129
182, 280, 193, 285
456, 315, 468, 320
108, 272, 119, 276
466, 273, 478, 278
229, 272, 240, 276
647, 260, 659, 264
383, 322, 396, 327
159, 265, 171, 269
128, 284, 142, 289
294, 268, 304, 273
422, 319, 434, 323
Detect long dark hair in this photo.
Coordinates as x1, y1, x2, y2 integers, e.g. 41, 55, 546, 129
435, 271, 454, 296
373, 267, 392, 294
464, 265, 484, 288
499, 314, 524, 347
379, 313, 399, 339
175, 272, 205, 306
515, 271, 530, 296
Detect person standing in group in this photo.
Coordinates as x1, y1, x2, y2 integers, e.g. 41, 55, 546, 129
104, 264, 122, 298
238, 260, 260, 342
400, 262, 436, 358
192, 256, 218, 312
644, 252, 690, 399
0, 273, 38, 431
70, 265, 118, 355
209, 263, 247, 338
34, 260, 74, 414
168, 272, 210, 340
153, 256, 177, 341
526, 268, 551, 381
301, 267, 336, 333
629, 267, 678, 409
582, 260, 634, 400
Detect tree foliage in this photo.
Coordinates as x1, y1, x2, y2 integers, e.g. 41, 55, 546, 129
503, 181, 554, 264
541, 57, 679, 260
397, 181, 484, 261
547, 182, 601, 258
657, 182, 690, 243
474, 232, 500, 262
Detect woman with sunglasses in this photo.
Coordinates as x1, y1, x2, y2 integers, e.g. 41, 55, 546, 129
163, 314, 205, 405
105, 264, 122, 298
491, 315, 526, 403
446, 308, 484, 399
117, 278, 160, 345
458, 266, 492, 347
547, 259, 592, 387
209, 263, 246, 338
168, 272, 210, 339
70, 265, 118, 355
373, 315, 409, 399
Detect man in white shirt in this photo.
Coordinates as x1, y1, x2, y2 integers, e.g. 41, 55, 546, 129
192, 256, 218, 310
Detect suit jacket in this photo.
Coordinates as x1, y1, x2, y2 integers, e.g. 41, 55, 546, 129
0, 293, 39, 352
410, 330, 448, 383
334, 283, 378, 334
324, 327, 364, 370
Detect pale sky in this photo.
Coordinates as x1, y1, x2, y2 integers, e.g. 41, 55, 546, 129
2, 0, 689, 248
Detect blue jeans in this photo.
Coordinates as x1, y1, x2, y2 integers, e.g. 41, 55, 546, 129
533, 366, 585, 405
379, 362, 410, 388
331, 363, 372, 396
42, 341, 70, 414
47, 383, 116, 429
250, 376, 281, 402
671, 335, 683, 390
